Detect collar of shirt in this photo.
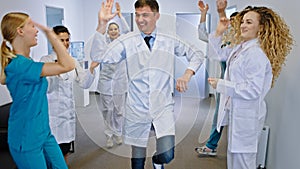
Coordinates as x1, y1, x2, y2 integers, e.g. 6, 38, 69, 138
141, 28, 157, 39
141, 29, 157, 49
15, 54, 33, 60
241, 38, 259, 49
228, 38, 260, 68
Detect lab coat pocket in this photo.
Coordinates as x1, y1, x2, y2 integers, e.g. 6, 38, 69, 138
232, 108, 257, 152
237, 99, 256, 109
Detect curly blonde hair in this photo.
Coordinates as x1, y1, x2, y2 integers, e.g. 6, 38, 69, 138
230, 6, 294, 87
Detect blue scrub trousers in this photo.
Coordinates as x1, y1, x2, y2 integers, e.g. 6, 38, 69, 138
206, 61, 226, 150
205, 92, 224, 150
131, 135, 175, 169
9, 134, 67, 169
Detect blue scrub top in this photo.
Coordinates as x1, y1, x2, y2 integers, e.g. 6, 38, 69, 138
5, 54, 50, 151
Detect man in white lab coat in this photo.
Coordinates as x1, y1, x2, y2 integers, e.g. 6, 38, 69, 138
90, 0, 205, 168
40, 25, 95, 165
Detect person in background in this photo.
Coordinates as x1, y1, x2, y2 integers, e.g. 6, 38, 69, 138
40, 25, 95, 165
90, 0, 204, 168
90, 2, 130, 148
207, 6, 293, 169
195, 0, 238, 156
0, 12, 75, 169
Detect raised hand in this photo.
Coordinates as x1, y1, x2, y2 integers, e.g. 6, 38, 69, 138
198, 0, 209, 14
99, 0, 117, 22
216, 0, 227, 14
116, 2, 122, 18
34, 21, 52, 34
215, 17, 230, 36
97, 0, 118, 33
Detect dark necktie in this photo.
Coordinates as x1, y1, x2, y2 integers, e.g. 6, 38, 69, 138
144, 36, 152, 50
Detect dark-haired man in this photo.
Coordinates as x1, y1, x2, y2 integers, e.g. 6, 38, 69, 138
90, 0, 205, 168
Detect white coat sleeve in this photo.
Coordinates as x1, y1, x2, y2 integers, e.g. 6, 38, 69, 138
40, 55, 59, 93
174, 35, 205, 73
120, 16, 130, 34
90, 32, 108, 62
208, 32, 233, 62
90, 32, 125, 64
74, 60, 95, 89
216, 49, 272, 100
198, 23, 208, 43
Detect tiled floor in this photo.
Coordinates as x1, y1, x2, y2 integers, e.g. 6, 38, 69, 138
68, 93, 227, 169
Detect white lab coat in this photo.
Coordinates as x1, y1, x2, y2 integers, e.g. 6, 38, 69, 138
98, 16, 130, 95
198, 22, 208, 43
40, 53, 95, 144
90, 29, 204, 147
208, 34, 273, 153
97, 16, 130, 137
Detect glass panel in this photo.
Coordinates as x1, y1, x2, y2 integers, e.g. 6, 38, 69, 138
226, 5, 237, 18
45, 6, 64, 54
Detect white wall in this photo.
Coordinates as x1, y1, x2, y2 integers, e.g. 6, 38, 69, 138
0, 0, 85, 105
0, 0, 85, 61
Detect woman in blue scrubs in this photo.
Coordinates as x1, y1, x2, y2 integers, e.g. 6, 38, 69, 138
0, 12, 75, 169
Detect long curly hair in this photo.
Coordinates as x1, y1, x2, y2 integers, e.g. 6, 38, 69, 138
230, 6, 294, 87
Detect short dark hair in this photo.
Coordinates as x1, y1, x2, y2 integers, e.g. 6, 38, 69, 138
134, 0, 159, 12
53, 25, 70, 35
230, 12, 239, 18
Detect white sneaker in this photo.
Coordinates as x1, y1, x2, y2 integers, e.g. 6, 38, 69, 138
106, 137, 113, 148
195, 146, 217, 156
115, 135, 123, 145
153, 163, 164, 169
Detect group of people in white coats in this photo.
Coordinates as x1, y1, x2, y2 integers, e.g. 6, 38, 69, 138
0, 0, 294, 169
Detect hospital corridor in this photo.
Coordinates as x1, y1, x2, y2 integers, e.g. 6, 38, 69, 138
68, 93, 227, 169
1, 0, 299, 169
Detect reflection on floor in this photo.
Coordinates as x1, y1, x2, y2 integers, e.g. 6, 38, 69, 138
68, 93, 227, 169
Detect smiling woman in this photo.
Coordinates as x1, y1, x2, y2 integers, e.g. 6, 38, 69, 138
232, 6, 293, 86
90, 3, 130, 150
207, 4, 293, 169
0, 11, 74, 169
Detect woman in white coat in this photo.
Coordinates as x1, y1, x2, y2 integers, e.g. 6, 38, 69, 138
90, 2, 130, 148
40, 25, 95, 164
208, 6, 293, 169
